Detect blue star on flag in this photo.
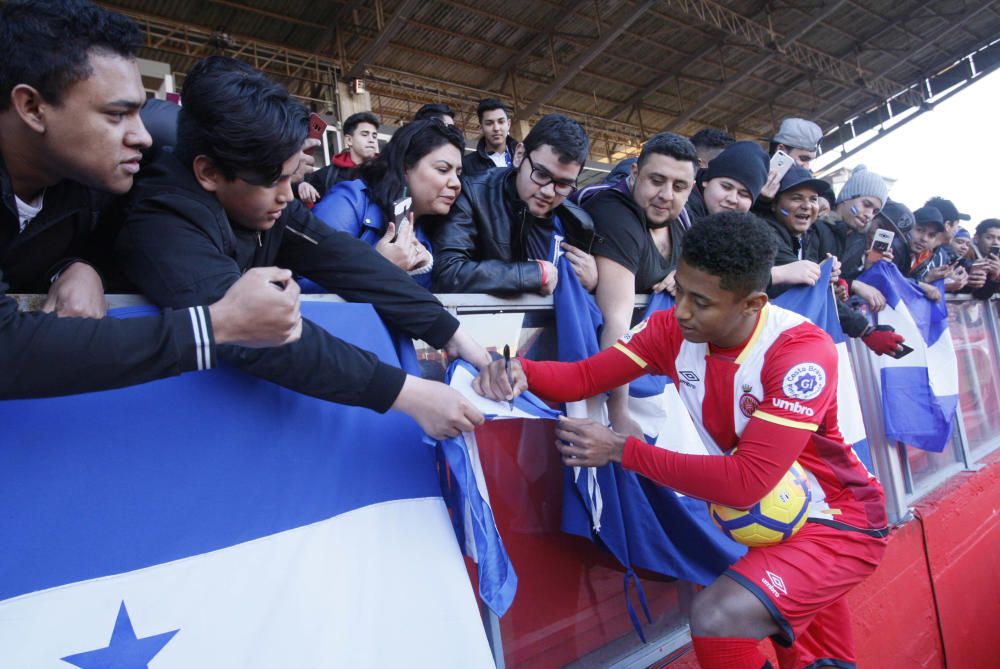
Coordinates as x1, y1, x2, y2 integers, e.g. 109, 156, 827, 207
61, 601, 178, 668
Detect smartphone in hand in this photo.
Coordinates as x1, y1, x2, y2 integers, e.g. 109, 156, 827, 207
871, 228, 894, 254
769, 150, 795, 180
308, 112, 328, 140
390, 195, 412, 243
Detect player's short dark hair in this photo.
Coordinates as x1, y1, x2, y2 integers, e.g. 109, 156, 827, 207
976, 218, 1000, 237
176, 56, 308, 185
414, 103, 455, 123
0, 0, 142, 112
522, 114, 589, 166
689, 128, 735, 151
343, 111, 379, 136
682, 211, 776, 296
476, 98, 508, 122
638, 132, 699, 170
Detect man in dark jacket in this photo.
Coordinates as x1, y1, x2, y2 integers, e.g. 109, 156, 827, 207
297, 111, 380, 204
461, 99, 519, 177
432, 113, 597, 295
0, 0, 302, 401
117, 56, 486, 440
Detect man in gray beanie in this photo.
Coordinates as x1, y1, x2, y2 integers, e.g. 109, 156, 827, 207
835, 165, 888, 233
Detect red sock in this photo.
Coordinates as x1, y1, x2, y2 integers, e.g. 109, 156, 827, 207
691, 636, 770, 669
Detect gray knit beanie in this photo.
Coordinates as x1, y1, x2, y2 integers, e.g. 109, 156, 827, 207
836, 165, 888, 205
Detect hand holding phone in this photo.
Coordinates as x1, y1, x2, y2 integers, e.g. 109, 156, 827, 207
870, 228, 894, 254
769, 150, 795, 181
390, 195, 413, 243
308, 112, 328, 140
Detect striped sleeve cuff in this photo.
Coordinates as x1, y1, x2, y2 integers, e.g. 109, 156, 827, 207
185, 305, 214, 371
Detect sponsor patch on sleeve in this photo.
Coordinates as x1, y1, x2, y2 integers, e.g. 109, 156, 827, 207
781, 362, 826, 401
618, 318, 648, 344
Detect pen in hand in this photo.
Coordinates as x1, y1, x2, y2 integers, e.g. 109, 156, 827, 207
503, 344, 515, 411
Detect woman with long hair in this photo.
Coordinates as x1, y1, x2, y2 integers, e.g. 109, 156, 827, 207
313, 120, 465, 288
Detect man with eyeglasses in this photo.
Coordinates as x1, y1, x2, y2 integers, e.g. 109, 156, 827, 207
431, 114, 598, 295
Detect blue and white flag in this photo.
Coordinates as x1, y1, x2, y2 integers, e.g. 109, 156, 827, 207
857, 262, 958, 452
772, 261, 873, 471
435, 360, 561, 617
0, 303, 494, 668
550, 249, 744, 639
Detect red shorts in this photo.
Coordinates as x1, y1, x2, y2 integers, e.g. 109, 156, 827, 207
725, 521, 887, 668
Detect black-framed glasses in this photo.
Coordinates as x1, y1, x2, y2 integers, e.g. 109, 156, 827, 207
524, 153, 577, 196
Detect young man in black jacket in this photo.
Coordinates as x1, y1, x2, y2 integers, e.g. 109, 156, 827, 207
116, 56, 487, 440
0, 0, 302, 400
461, 99, 520, 178
432, 113, 597, 295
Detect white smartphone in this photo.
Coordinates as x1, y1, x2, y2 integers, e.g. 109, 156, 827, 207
769, 150, 795, 180
871, 228, 894, 254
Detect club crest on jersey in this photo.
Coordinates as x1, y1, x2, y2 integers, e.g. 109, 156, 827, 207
781, 362, 826, 401
739, 383, 760, 417
619, 319, 648, 344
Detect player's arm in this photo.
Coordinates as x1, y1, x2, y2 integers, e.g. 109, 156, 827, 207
559, 328, 838, 508
473, 311, 674, 403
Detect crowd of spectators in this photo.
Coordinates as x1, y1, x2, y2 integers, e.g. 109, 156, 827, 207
2, 0, 997, 425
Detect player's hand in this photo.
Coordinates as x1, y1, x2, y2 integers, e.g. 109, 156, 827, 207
209, 267, 302, 347
561, 242, 598, 292
554, 416, 627, 467
393, 375, 485, 440
42, 261, 107, 319
297, 181, 321, 204
472, 357, 527, 402
537, 260, 559, 296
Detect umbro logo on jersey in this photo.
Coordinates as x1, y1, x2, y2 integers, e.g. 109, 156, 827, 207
762, 570, 788, 597
677, 370, 700, 388
772, 397, 815, 417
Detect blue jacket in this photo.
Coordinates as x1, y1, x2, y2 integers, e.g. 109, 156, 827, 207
313, 179, 434, 289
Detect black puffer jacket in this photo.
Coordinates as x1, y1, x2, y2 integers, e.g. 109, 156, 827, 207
430, 167, 597, 294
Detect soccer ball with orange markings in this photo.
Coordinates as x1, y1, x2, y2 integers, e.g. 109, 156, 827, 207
709, 461, 811, 547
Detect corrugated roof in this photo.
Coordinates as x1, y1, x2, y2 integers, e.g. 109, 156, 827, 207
102, 0, 1000, 161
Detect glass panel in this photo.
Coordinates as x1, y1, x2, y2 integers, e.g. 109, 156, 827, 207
416, 312, 690, 668
950, 299, 1000, 457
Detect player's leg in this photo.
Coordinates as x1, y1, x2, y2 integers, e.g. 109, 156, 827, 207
689, 575, 779, 669
772, 594, 856, 669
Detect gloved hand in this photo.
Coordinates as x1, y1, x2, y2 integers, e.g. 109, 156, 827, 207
862, 324, 904, 356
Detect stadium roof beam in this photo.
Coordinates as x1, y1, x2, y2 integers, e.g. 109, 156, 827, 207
346, 0, 421, 80
663, 0, 848, 132
660, 0, 923, 110
517, 0, 657, 119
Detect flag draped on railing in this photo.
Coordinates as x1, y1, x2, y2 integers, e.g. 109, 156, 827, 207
0, 303, 495, 668
856, 261, 959, 452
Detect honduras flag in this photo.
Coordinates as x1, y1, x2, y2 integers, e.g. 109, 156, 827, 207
550, 243, 744, 639
0, 303, 494, 668
772, 260, 873, 471
433, 360, 561, 618
856, 261, 958, 452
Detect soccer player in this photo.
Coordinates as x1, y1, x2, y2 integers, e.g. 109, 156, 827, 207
475, 211, 888, 669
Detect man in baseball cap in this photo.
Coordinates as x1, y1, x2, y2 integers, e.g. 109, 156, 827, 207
771, 117, 824, 171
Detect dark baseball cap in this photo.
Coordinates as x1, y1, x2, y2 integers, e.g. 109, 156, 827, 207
913, 206, 946, 231
924, 196, 970, 222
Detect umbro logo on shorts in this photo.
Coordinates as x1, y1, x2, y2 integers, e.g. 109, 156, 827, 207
762, 570, 788, 598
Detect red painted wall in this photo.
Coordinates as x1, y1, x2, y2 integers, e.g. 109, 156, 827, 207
663, 449, 1000, 669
